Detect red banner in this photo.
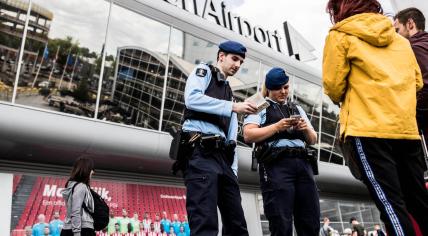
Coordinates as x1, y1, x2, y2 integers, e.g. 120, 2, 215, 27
11, 174, 187, 236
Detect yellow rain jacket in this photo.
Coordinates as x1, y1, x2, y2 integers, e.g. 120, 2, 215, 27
323, 13, 423, 140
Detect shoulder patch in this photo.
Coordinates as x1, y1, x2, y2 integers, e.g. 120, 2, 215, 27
195, 68, 207, 77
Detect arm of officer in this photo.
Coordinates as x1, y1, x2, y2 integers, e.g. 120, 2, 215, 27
295, 106, 317, 145
185, 64, 257, 116
228, 112, 239, 175
184, 64, 233, 117
243, 110, 294, 143
322, 32, 350, 104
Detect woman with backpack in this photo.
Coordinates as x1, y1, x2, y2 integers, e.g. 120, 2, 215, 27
61, 157, 95, 236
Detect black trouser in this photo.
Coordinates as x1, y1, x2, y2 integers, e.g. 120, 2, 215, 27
259, 154, 320, 236
60, 228, 95, 236
417, 108, 428, 147
184, 145, 248, 236
348, 137, 428, 236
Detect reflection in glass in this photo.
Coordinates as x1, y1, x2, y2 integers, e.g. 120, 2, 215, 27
14, 0, 110, 118
0, 0, 30, 102
232, 57, 261, 90
169, 28, 217, 64
258, 63, 272, 92
98, 4, 170, 130
234, 86, 257, 146
259, 195, 384, 235
318, 199, 383, 233
292, 77, 322, 125
291, 76, 322, 158
321, 96, 343, 164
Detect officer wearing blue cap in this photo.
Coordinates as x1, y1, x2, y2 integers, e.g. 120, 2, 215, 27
243, 67, 320, 236
178, 40, 256, 236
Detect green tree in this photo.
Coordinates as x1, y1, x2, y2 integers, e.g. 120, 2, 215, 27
73, 78, 90, 103
47, 36, 79, 66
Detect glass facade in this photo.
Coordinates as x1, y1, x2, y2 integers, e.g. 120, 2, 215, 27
0, 1, 344, 162
11, 0, 110, 118
0, 0, 30, 102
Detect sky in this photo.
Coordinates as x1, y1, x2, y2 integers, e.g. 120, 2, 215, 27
227, 0, 396, 70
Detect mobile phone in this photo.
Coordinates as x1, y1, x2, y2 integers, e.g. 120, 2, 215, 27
290, 114, 301, 120
289, 115, 301, 126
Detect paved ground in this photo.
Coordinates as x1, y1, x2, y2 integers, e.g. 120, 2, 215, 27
15, 94, 58, 112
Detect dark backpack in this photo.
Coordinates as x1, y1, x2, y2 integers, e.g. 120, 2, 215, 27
71, 183, 110, 231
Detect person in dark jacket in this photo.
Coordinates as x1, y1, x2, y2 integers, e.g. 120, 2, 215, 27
61, 157, 95, 236
394, 8, 428, 146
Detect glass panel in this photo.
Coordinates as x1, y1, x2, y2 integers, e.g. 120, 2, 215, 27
258, 63, 272, 91
97, 4, 170, 130
292, 77, 322, 130
320, 96, 342, 164
232, 57, 261, 90
234, 86, 257, 146
291, 76, 322, 158
0, 0, 30, 102
260, 196, 384, 235
14, 0, 110, 118
319, 198, 384, 235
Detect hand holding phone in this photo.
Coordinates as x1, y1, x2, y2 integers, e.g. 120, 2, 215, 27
289, 115, 301, 126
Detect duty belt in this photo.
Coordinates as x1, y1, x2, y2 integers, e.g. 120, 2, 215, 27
272, 147, 307, 158
183, 132, 230, 149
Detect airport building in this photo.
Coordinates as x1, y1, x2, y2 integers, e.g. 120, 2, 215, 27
1, 0, 417, 235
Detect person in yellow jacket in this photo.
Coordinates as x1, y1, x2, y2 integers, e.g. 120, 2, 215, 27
323, 0, 428, 235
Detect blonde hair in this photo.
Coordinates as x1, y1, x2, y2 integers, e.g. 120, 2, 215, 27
261, 83, 269, 98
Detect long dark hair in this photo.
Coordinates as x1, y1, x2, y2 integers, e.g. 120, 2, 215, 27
326, 0, 383, 24
67, 157, 94, 186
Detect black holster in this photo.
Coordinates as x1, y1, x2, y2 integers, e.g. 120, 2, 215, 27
169, 130, 192, 175
305, 148, 319, 175
224, 140, 236, 166
253, 141, 280, 165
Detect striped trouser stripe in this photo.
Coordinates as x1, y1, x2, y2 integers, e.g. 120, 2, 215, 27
355, 138, 405, 236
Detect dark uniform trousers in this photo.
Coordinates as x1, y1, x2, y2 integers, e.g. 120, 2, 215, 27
184, 146, 249, 236
259, 154, 320, 236
348, 137, 428, 236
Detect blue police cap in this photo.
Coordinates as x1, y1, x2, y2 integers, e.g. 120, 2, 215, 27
218, 41, 246, 58
265, 67, 289, 90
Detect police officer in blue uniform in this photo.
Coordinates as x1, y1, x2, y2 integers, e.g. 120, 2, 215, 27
181, 41, 257, 236
243, 68, 320, 236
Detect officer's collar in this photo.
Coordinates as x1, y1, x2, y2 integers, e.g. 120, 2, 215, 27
211, 65, 227, 82
266, 97, 287, 106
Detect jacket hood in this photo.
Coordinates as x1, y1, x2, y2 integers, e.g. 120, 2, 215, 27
410, 31, 428, 49
61, 181, 77, 200
331, 13, 395, 47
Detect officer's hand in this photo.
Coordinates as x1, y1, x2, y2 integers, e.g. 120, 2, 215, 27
274, 118, 294, 132
232, 102, 257, 114
295, 118, 308, 131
